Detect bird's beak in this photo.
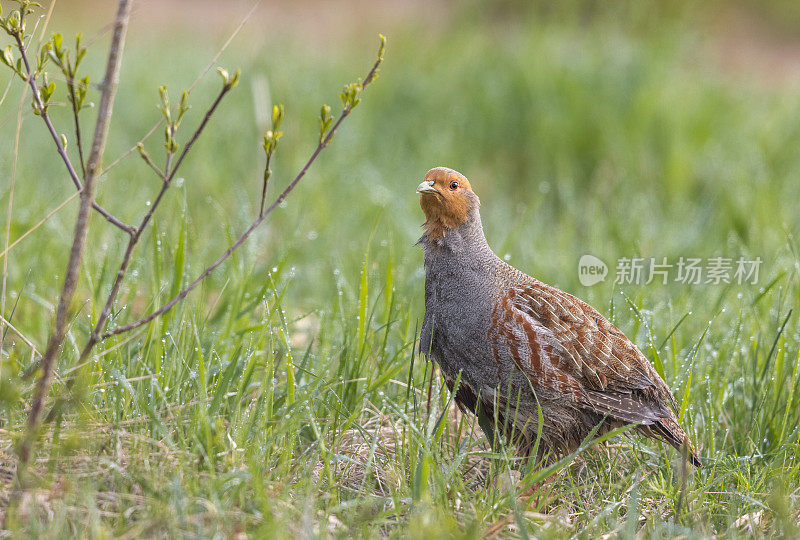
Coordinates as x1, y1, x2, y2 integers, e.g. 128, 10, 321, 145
416, 180, 438, 194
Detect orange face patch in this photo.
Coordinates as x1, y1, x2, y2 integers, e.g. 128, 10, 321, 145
418, 167, 477, 242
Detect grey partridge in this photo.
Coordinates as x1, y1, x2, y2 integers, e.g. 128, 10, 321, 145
417, 167, 701, 467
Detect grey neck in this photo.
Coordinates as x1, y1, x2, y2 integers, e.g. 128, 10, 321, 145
420, 207, 494, 259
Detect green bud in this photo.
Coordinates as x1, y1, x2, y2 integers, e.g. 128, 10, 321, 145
318, 104, 333, 143
76, 46, 86, 66
377, 33, 386, 61
228, 68, 240, 89
175, 90, 189, 124
216, 67, 229, 84
365, 34, 386, 85
1, 45, 13, 68
271, 104, 284, 129
158, 85, 169, 107
157, 85, 171, 122
37, 41, 51, 70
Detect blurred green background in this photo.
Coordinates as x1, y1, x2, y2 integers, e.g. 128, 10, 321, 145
2, 0, 800, 536
3, 0, 800, 318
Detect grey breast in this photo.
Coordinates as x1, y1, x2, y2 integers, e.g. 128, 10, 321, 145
422, 240, 502, 393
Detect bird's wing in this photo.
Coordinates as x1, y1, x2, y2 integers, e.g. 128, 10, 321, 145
492, 280, 677, 423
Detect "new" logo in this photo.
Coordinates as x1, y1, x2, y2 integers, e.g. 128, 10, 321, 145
578, 254, 608, 286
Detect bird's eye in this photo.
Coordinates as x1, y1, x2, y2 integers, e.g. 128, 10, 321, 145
449, 181, 459, 190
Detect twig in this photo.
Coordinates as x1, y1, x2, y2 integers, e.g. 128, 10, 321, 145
12, 33, 134, 235
66, 75, 87, 177
136, 144, 166, 180
164, 149, 173, 182
167, 87, 230, 182
101, 42, 385, 339
259, 144, 274, 215
13, 0, 133, 488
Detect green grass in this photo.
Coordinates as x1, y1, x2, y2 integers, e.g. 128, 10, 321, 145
1, 0, 800, 536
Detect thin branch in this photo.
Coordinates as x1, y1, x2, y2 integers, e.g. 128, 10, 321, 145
259, 143, 275, 215
164, 150, 173, 181
14, 0, 133, 486
12, 33, 134, 235
167, 87, 231, 182
137, 144, 166, 180
66, 75, 87, 177
102, 42, 385, 340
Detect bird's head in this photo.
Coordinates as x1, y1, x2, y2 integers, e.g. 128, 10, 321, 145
417, 167, 480, 242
